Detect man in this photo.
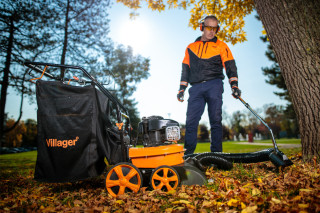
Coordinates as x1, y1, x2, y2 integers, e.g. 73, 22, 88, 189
177, 15, 241, 155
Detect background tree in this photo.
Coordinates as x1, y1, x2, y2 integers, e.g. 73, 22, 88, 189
0, 0, 57, 146
45, 0, 113, 78
222, 125, 231, 141
244, 108, 260, 136
39, 0, 150, 133
179, 124, 186, 141
198, 123, 209, 141
116, 0, 320, 160
107, 45, 150, 136
263, 104, 283, 139
22, 119, 37, 147
230, 111, 246, 141
1, 0, 150, 147
4, 119, 26, 147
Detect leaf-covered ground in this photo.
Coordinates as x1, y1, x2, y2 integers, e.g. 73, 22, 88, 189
1, 152, 319, 212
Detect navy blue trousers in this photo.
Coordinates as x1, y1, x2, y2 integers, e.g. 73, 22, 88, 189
184, 79, 223, 155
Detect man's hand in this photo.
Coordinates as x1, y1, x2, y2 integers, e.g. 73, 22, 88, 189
177, 90, 185, 102
232, 86, 241, 99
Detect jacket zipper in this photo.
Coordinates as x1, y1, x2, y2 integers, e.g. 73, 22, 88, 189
200, 41, 207, 58
204, 43, 209, 54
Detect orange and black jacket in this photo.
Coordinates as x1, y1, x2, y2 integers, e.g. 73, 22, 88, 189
180, 36, 238, 89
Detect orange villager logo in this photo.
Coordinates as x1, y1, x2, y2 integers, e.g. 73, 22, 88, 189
46, 136, 79, 148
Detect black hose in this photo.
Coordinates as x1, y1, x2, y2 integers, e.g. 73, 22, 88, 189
183, 147, 294, 170
212, 148, 275, 163
183, 153, 198, 159
183, 148, 277, 171
197, 155, 233, 171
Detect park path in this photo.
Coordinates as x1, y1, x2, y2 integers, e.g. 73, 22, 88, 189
233, 142, 301, 149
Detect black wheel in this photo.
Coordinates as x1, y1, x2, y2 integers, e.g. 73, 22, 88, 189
105, 162, 143, 197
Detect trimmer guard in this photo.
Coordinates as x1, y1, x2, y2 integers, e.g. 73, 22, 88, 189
34, 80, 123, 182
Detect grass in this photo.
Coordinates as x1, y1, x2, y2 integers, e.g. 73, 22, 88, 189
194, 142, 273, 153
193, 138, 301, 154
254, 138, 301, 144
0, 151, 37, 178
0, 138, 301, 171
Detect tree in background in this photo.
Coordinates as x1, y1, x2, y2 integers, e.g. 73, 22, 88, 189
179, 124, 186, 141
230, 111, 246, 141
45, 0, 150, 133
244, 108, 260, 137
263, 104, 283, 139
116, 0, 320, 160
107, 45, 150, 135
0, 0, 57, 145
22, 119, 37, 147
4, 119, 26, 147
1, 0, 150, 146
45, 0, 113, 78
198, 124, 209, 141
222, 125, 231, 141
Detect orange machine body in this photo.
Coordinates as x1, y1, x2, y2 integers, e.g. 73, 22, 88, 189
129, 144, 185, 168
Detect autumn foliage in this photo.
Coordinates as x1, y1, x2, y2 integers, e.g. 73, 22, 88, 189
116, 0, 255, 44
1, 151, 319, 212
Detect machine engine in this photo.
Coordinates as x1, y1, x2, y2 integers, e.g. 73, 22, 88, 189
138, 116, 180, 147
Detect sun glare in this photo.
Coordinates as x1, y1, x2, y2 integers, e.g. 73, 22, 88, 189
118, 19, 151, 53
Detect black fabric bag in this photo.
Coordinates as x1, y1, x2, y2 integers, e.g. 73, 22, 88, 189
34, 80, 123, 182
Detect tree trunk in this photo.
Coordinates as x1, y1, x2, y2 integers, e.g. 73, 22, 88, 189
254, 0, 320, 160
4, 72, 27, 134
60, 0, 70, 79
0, 15, 14, 147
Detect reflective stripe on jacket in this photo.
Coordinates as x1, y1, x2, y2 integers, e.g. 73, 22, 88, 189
180, 36, 238, 87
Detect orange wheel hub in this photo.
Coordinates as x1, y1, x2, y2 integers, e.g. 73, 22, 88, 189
105, 163, 142, 197
150, 166, 180, 191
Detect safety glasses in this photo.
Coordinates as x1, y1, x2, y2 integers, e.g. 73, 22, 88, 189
204, 26, 218, 32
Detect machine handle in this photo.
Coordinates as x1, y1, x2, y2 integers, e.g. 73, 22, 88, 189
238, 97, 279, 151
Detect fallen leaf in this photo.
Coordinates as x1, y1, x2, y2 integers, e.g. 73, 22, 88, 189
167, 190, 176, 195
241, 202, 246, 209
271, 198, 281, 204
227, 198, 240, 207
165, 208, 173, 213
292, 195, 301, 201
116, 200, 124, 205
299, 189, 312, 193
241, 205, 258, 213
251, 188, 261, 196
202, 200, 215, 208
172, 200, 191, 205
178, 192, 189, 199
298, 203, 309, 208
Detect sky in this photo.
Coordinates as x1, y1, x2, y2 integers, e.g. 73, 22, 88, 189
5, 2, 287, 126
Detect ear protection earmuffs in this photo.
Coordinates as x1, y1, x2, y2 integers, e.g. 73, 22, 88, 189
199, 16, 220, 33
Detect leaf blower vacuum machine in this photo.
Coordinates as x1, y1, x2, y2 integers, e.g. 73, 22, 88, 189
25, 62, 293, 198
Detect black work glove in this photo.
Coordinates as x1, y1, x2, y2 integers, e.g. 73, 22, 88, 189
177, 89, 185, 102
177, 84, 187, 102
232, 86, 241, 99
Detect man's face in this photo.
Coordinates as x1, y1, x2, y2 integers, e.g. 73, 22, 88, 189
202, 19, 218, 41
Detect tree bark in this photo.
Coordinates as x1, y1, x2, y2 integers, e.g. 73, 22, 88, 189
0, 15, 14, 147
60, 0, 70, 79
254, 0, 320, 160
4, 72, 27, 134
